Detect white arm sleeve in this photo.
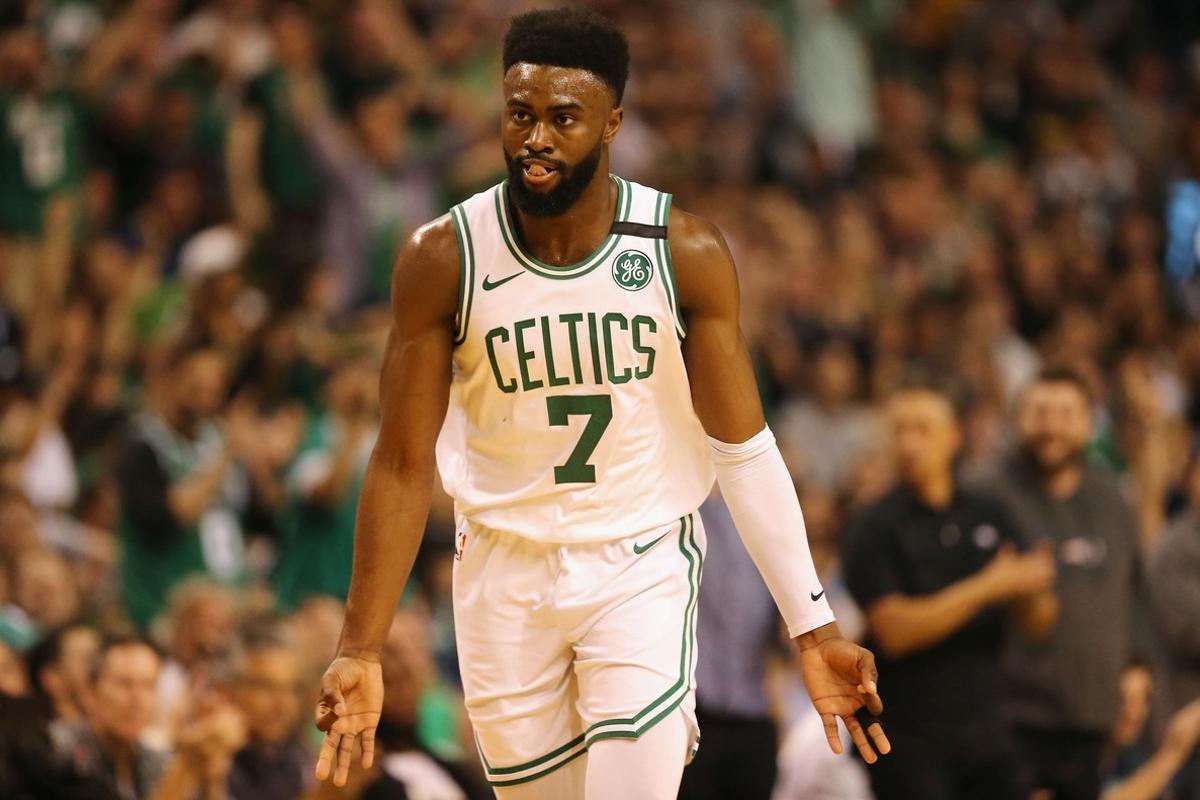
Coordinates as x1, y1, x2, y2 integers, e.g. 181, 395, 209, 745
708, 425, 836, 638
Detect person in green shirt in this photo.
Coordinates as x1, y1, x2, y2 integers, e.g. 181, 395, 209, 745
0, 28, 84, 371
272, 357, 378, 610
114, 345, 257, 631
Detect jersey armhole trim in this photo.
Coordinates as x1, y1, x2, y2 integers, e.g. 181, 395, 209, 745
655, 192, 686, 339
450, 204, 475, 345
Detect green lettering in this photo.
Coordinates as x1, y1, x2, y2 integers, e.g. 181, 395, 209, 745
559, 313, 585, 385
540, 316, 569, 387
514, 318, 543, 391
547, 394, 613, 484
603, 312, 631, 384
586, 312, 603, 385
633, 315, 657, 379
485, 327, 517, 393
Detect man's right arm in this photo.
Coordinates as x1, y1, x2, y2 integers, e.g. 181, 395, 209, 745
863, 544, 1055, 659
314, 215, 458, 787
337, 216, 459, 660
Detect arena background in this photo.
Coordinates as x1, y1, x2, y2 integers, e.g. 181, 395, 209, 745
2, 0, 1200, 797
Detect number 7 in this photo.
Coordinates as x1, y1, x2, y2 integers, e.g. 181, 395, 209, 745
547, 395, 613, 484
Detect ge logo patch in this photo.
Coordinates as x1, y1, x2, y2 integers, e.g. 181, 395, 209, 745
613, 250, 653, 291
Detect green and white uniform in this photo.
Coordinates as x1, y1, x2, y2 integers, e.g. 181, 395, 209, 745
436, 176, 713, 790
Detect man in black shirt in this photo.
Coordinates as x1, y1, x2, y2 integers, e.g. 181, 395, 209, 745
843, 387, 1057, 800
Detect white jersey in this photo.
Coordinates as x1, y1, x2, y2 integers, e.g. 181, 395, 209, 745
435, 175, 715, 542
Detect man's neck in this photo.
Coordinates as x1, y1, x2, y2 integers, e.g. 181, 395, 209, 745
92, 725, 135, 767
159, 405, 195, 439
56, 698, 85, 724
1041, 463, 1083, 500
912, 471, 954, 510
512, 172, 615, 266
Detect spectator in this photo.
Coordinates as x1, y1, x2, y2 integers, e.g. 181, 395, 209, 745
114, 345, 254, 630
0, 27, 84, 370
227, 630, 311, 800
12, 546, 81, 631
289, 67, 441, 311
0, 694, 120, 800
775, 337, 884, 491
359, 611, 488, 800
842, 385, 1057, 800
227, 0, 327, 298
678, 491, 782, 800
151, 577, 240, 749
52, 634, 242, 800
272, 356, 378, 610
26, 623, 100, 723
1146, 451, 1200, 798
989, 367, 1147, 800
1103, 699, 1200, 800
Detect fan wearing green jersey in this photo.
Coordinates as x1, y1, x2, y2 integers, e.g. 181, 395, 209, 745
314, 8, 889, 798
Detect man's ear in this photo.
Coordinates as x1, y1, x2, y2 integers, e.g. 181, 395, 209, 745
603, 106, 623, 145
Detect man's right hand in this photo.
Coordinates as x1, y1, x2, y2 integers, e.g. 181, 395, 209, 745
314, 655, 384, 787
980, 542, 1056, 602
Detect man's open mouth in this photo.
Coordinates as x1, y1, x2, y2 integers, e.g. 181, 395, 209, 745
522, 160, 559, 186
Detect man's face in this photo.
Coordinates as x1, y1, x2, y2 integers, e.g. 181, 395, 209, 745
88, 644, 161, 745
889, 391, 960, 486
16, 549, 80, 629
173, 352, 227, 428
174, 592, 237, 666
502, 63, 621, 217
812, 343, 860, 407
1016, 381, 1091, 474
234, 648, 301, 745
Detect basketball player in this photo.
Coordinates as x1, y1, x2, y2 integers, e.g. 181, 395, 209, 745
314, 8, 890, 798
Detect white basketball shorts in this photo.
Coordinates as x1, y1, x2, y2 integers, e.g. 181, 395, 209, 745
451, 510, 706, 790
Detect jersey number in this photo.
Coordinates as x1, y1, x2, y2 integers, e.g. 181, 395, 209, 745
547, 395, 613, 484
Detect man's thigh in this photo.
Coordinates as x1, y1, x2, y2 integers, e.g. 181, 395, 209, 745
453, 525, 584, 790
569, 512, 705, 757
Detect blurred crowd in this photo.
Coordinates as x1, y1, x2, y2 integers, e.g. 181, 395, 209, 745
3, 0, 1200, 797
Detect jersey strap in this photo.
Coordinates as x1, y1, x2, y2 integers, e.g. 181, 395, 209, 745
450, 202, 476, 344
612, 176, 685, 339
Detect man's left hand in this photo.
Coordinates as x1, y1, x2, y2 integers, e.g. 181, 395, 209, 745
798, 636, 891, 763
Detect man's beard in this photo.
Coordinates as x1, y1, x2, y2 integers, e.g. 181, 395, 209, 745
1021, 438, 1085, 477
504, 136, 604, 218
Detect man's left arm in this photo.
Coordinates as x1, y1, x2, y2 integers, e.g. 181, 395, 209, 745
671, 207, 889, 762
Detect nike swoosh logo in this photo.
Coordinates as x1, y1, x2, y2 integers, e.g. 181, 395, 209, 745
633, 533, 669, 555
810, 590, 826, 602
482, 272, 523, 291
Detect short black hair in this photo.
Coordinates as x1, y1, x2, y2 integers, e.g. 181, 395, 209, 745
88, 635, 161, 683
1030, 365, 1092, 404
26, 624, 91, 706
503, 7, 629, 104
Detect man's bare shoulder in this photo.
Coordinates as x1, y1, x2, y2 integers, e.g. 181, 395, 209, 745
391, 213, 460, 328
397, 214, 460, 279
665, 204, 737, 312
